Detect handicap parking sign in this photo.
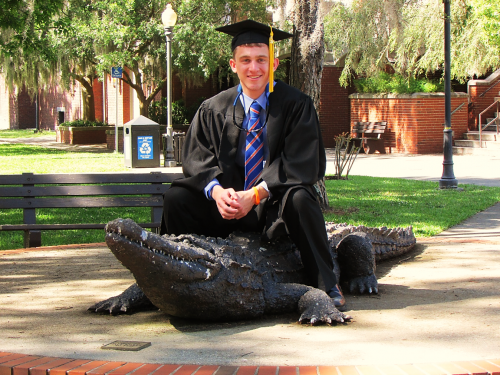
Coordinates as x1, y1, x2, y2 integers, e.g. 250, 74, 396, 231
111, 67, 123, 78
137, 136, 154, 160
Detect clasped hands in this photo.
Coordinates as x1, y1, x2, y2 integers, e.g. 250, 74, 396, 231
211, 185, 268, 220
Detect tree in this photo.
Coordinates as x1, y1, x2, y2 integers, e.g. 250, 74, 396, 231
280, 0, 329, 209
289, 0, 325, 110
1, 0, 272, 121
0, 0, 102, 120
324, 0, 500, 86
92, 0, 272, 117
0, 0, 64, 94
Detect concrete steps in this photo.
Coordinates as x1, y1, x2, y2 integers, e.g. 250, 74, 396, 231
453, 130, 500, 155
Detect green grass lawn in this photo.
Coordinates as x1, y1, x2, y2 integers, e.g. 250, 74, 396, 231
1, 133, 499, 250
0, 143, 130, 174
0, 129, 55, 139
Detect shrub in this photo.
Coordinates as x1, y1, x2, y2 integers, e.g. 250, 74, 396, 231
331, 132, 360, 180
59, 120, 108, 127
149, 97, 204, 125
354, 72, 444, 94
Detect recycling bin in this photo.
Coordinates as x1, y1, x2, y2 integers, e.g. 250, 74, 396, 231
123, 115, 160, 168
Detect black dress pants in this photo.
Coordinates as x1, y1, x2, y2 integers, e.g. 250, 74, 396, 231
161, 185, 338, 292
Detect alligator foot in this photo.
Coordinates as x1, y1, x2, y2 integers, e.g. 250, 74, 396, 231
337, 232, 379, 295
88, 283, 156, 315
298, 289, 351, 325
347, 274, 378, 294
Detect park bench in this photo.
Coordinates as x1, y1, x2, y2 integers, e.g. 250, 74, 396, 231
352, 121, 387, 154
0, 171, 183, 248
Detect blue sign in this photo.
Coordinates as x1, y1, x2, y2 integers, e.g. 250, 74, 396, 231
137, 136, 154, 160
111, 67, 123, 78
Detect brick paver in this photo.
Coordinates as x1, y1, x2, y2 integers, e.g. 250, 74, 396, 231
1, 351, 500, 375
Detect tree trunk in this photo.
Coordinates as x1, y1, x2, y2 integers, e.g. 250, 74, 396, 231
289, 0, 325, 110
75, 75, 96, 122
122, 68, 165, 119
82, 89, 96, 121
289, 0, 329, 210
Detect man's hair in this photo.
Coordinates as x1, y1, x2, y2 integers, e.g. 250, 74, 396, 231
232, 42, 268, 58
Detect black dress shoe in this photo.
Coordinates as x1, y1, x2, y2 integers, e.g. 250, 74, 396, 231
328, 284, 346, 310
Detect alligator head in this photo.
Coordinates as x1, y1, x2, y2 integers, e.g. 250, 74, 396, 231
105, 218, 268, 320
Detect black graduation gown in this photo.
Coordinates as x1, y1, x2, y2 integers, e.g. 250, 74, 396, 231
171, 80, 326, 239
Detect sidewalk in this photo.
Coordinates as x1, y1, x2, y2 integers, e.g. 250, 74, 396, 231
1, 204, 500, 371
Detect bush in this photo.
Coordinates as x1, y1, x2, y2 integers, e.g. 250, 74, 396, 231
149, 97, 204, 125
354, 72, 444, 94
59, 119, 108, 127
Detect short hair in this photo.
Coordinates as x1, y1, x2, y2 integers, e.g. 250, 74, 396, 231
232, 43, 268, 59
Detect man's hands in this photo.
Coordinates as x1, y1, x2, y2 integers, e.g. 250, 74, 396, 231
211, 185, 268, 220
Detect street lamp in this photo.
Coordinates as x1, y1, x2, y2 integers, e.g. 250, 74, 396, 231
439, 0, 458, 189
162, 4, 177, 167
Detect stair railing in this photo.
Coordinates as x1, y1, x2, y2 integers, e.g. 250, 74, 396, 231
478, 79, 500, 97
478, 99, 499, 147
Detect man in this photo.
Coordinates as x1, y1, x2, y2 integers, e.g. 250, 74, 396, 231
161, 20, 345, 308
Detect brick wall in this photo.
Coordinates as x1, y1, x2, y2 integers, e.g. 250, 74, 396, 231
106, 129, 124, 152
182, 75, 217, 108
16, 87, 36, 129
468, 69, 500, 130
38, 83, 82, 130
123, 72, 131, 124
319, 66, 354, 148
93, 79, 105, 122
350, 93, 469, 154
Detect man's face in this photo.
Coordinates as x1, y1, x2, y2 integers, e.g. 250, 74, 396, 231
229, 44, 279, 99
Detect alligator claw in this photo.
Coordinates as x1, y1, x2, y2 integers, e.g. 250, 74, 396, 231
298, 289, 351, 325
348, 274, 378, 294
88, 283, 156, 315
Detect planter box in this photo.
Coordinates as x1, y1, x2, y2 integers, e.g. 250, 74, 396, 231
56, 125, 116, 145
349, 92, 469, 154
106, 128, 124, 152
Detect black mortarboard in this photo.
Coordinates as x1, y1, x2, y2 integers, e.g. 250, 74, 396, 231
216, 19, 293, 51
216, 19, 292, 92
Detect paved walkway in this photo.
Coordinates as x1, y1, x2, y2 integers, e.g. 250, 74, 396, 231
1, 135, 500, 373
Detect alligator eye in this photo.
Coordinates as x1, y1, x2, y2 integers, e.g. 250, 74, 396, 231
183, 239, 191, 244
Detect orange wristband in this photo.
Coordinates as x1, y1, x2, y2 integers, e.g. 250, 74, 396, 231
252, 186, 260, 205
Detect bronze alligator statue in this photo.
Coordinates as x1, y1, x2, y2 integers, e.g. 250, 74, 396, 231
89, 218, 416, 325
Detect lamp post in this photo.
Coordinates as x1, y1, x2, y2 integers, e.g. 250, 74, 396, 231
439, 0, 458, 189
162, 4, 177, 167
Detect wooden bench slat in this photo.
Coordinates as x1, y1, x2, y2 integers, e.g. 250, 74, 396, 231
0, 196, 163, 209
0, 223, 160, 231
355, 129, 385, 134
0, 172, 184, 185
0, 184, 169, 197
353, 121, 387, 126
351, 121, 387, 154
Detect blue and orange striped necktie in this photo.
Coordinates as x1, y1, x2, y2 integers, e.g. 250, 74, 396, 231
244, 100, 264, 190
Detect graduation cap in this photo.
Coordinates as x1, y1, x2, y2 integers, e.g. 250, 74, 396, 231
216, 19, 293, 92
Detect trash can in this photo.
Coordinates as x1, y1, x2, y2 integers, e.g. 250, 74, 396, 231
173, 132, 186, 165
163, 132, 186, 166
123, 115, 160, 168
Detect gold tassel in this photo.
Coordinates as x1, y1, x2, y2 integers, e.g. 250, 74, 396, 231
269, 25, 274, 93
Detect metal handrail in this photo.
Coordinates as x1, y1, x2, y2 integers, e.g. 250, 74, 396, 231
451, 102, 465, 116
479, 79, 500, 97
442, 102, 466, 126
478, 99, 500, 147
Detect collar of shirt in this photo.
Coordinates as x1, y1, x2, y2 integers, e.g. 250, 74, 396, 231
239, 91, 268, 119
